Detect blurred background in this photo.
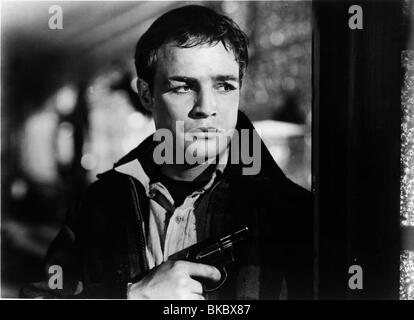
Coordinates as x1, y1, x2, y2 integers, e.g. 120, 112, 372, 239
1, 1, 311, 297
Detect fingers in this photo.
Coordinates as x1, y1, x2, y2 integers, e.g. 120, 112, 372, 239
179, 293, 205, 300
128, 260, 214, 300
187, 278, 203, 295
194, 294, 206, 300
182, 261, 221, 282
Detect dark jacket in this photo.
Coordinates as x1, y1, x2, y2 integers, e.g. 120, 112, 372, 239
21, 111, 313, 299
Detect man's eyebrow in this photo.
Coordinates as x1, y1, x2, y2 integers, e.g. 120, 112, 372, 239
165, 76, 196, 83
213, 75, 239, 82
165, 75, 239, 83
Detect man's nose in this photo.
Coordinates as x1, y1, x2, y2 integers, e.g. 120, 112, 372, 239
189, 88, 217, 119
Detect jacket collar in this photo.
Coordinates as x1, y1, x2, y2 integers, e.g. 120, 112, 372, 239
110, 111, 287, 186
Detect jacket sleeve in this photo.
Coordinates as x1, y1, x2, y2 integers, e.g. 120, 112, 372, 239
20, 181, 130, 299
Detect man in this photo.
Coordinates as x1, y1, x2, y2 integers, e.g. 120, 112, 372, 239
22, 5, 313, 299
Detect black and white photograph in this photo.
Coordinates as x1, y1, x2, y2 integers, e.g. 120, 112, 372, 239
0, 0, 413, 303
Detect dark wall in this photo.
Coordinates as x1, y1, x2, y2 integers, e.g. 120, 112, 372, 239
313, 0, 404, 299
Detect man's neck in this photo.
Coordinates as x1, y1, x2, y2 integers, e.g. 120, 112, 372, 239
160, 147, 229, 182
160, 161, 216, 182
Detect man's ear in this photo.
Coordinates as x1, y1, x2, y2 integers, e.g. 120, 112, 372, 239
136, 78, 154, 112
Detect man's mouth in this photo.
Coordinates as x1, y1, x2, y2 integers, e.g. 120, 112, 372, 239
188, 127, 223, 139
191, 127, 220, 133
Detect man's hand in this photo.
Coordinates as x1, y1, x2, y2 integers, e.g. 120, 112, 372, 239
127, 260, 221, 300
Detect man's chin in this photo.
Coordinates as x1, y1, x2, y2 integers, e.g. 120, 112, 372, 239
183, 145, 224, 166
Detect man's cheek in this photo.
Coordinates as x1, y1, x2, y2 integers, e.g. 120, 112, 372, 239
220, 109, 238, 128
222, 97, 239, 115
163, 94, 193, 111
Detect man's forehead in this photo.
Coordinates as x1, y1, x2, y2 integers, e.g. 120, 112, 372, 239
154, 41, 239, 79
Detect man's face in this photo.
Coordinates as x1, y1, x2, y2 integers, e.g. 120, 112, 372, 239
150, 41, 240, 163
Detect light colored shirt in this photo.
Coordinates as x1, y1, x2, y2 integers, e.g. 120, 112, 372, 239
115, 149, 228, 270
145, 171, 221, 268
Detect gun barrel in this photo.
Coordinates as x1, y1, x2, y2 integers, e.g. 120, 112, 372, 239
168, 227, 249, 261
220, 227, 249, 247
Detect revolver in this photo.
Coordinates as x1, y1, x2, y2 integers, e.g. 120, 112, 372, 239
168, 227, 248, 292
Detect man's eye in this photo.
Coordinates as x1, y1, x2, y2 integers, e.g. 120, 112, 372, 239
216, 83, 237, 92
171, 86, 191, 94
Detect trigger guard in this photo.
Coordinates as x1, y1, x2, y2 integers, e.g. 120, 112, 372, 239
204, 267, 228, 292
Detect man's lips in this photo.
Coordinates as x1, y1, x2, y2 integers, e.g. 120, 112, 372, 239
189, 127, 221, 133
187, 127, 223, 139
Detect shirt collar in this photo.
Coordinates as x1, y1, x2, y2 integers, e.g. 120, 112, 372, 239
114, 141, 229, 198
